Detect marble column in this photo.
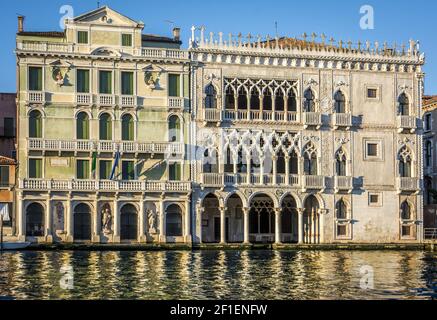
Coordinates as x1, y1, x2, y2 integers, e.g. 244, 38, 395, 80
113, 199, 120, 242
92, 199, 99, 243
66, 198, 73, 242
272, 156, 277, 185
45, 198, 52, 241
139, 198, 145, 242
297, 208, 304, 244
274, 207, 282, 244
220, 206, 226, 244
17, 193, 24, 240
185, 200, 191, 242
159, 199, 166, 243
243, 207, 250, 244
196, 206, 204, 243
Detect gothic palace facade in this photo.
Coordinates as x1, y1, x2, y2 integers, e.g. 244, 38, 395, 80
15, 6, 425, 245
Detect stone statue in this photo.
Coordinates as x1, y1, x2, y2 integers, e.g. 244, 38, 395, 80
147, 209, 158, 234
101, 205, 112, 234
55, 202, 64, 231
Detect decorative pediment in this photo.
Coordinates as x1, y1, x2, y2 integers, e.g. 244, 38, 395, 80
73, 6, 143, 28
91, 47, 122, 57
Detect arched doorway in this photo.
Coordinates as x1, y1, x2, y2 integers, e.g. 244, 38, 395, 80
226, 194, 244, 243
281, 195, 298, 243
249, 194, 275, 243
26, 203, 44, 237
120, 204, 138, 241
74, 203, 91, 241
166, 204, 183, 237
303, 195, 320, 244
201, 194, 220, 243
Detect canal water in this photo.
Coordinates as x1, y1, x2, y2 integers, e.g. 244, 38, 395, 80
0, 250, 436, 300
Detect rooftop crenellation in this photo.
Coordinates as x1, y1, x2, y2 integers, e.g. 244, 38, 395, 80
189, 26, 424, 63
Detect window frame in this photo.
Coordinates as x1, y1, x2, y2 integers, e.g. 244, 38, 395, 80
77, 30, 89, 44
99, 159, 113, 180
0, 166, 10, 187
98, 70, 113, 95
28, 157, 43, 179
76, 159, 91, 180
121, 33, 133, 47
120, 71, 135, 96
28, 66, 43, 92
121, 160, 136, 180
3, 117, 15, 137
76, 69, 91, 93
368, 192, 383, 207
168, 74, 182, 97
363, 139, 384, 161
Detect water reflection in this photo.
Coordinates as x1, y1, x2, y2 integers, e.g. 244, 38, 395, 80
0, 250, 435, 300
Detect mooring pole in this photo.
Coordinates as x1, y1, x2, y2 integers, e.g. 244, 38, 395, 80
0, 216, 3, 253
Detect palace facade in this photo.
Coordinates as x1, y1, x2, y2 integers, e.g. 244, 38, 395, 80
14, 6, 426, 244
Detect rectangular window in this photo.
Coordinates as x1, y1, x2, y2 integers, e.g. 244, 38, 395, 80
169, 163, 181, 181
367, 88, 377, 98
4, 118, 14, 137
425, 114, 432, 131
0, 166, 9, 187
122, 161, 135, 180
76, 160, 90, 180
168, 74, 181, 97
77, 31, 89, 44
99, 160, 112, 180
367, 143, 378, 157
77, 69, 90, 93
99, 71, 112, 94
121, 72, 134, 95
29, 158, 42, 178
121, 34, 133, 47
28, 67, 42, 91
370, 195, 378, 203
337, 225, 347, 237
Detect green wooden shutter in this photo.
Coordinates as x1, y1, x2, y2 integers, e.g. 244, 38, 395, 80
77, 160, 90, 179
0, 166, 9, 185
29, 67, 42, 91
77, 69, 90, 93
29, 159, 42, 178
77, 31, 88, 44
99, 71, 112, 94
169, 74, 180, 97
99, 114, 112, 140
121, 72, 133, 95
77, 113, 89, 140
122, 161, 135, 180
122, 34, 132, 47
122, 115, 133, 141
29, 111, 42, 138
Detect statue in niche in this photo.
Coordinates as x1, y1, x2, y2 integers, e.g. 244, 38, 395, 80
147, 208, 158, 234
55, 202, 64, 231
101, 204, 113, 234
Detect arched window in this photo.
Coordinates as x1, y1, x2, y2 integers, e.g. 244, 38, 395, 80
334, 91, 346, 113
303, 143, 317, 175
304, 89, 316, 112
336, 200, 348, 220
335, 149, 347, 176
29, 110, 42, 138
399, 146, 412, 178
76, 112, 89, 140
225, 86, 235, 110
289, 150, 299, 174
250, 87, 260, 110
205, 84, 217, 109
237, 86, 248, 110
426, 140, 432, 167
400, 201, 414, 238
336, 199, 349, 237
276, 150, 286, 174
166, 204, 183, 237
203, 148, 218, 173
26, 203, 44, 237
263, 88, 272, 111
275, 89, 285, 111
287, 89, 297, 112
99, 113, 112, 140
237, 148, 246, 173
398, 93, 409, 116
400, 201, 411, 220
168, 115, 181, 142
121, 114, 134, 141
224, 147, 233, 173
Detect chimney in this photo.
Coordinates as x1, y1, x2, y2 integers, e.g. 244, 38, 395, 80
173, 27, 180, 42
18, 16, 24, 33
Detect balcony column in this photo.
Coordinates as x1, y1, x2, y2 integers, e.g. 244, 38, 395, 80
113, 198, 120, 242
243, 207, 250, 244
219, 206, 227, 244
159, 198, 166, 243
259, 95, 264, 114
274, 207, 282, 244
184, 199, 191, 242
272, 156, 277, 185
284, 96, 289, 122
297, 208, 304, 244
246, 94, 250, 121
298, 156, 304, 176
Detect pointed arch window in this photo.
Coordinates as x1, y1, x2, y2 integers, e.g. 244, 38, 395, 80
121, 114, 134, 141
334, 91, 346, 113
398, 93, 409, 116
336, 200, 348, 220
304, 89, 316, 112
287, 89, 297, 112
400, 201, 414, 238
99, 113, 112, 140
276, 150, 286, 174
303, 143, 317, 175
203, 148, 218, 173
76, 112, 89, 140
29, 110, 42, 138
289, 150, 299, 174
250, 87, 260, 110
335, 149, 347, 176
205, 84, 217, 109
336, 199, 350, 238
425, 140, 432, 167
224, 146, 233, 173
275, 89, 285, 111
399, 146, 412, 178
225, 86, 235, 110
237, 86, 248, 110
263, 88, 272, 111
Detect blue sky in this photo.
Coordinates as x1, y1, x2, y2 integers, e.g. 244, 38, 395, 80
1, 0, 436, 94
